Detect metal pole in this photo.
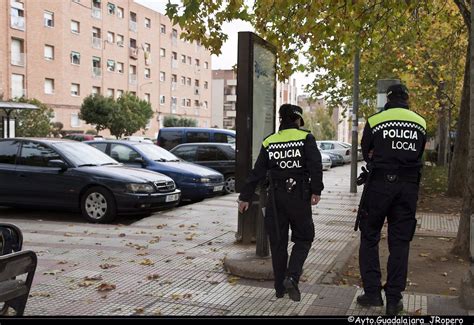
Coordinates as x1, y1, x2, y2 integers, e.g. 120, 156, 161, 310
350, 49, 360, 193
6, 110, 11, 139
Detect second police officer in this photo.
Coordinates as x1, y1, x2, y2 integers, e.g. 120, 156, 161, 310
357, 84, 426, 315
238, 104, 324, 302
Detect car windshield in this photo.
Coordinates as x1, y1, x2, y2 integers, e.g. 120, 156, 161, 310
52, 142, 120, 167
135, 143, 180, 162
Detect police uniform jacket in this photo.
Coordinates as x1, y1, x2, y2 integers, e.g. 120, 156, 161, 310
361, 102, 427, 173
239, 124, 324, 202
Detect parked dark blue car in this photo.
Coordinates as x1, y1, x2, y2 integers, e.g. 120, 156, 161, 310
87, 141, 225, 201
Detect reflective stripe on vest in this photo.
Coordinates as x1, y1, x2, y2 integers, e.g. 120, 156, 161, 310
262, 129, 309, 149
368, 108, 426, 130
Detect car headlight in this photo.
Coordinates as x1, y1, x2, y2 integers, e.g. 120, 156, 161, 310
199, 177, 211, 183
126, 183, 155, 193
323, 158, 331, 163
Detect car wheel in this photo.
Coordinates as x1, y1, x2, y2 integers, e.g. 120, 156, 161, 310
224, 175, 236, 194
81, 186, 116, 223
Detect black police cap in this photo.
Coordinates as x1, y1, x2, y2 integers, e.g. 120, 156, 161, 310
279, 104, 305, 126
387, 84, 409, 99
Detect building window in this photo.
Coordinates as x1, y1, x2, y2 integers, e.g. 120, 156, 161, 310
116, 89, 123, 98
44, 11, 54, 27
70, 51, 80, 65
186, 77, 191, 86
11, 38, 24, 66
71, 113, 81, 127
195, 59, 200, 67
10, 4, 25, 31
117, 6, 124, 18
107, 2, 115, 15
11, 74, 24, 98
92, 86, 101, 95
186, 99, 191, 107
195, 79, 200, 87
205, 61, 209, 69
107, 88, 114, 98
145, 18, 151, 28
160, 24, 166, 34
194, 100, 200, 108
145, 68, 151, 79
203, 101, 208, 109
92, 57, 101, 77
160, 95, 165, 105
180, 76, 186, 85
172, 52, 177, 60
172, 28, 178, 40
116, 62, 124, 73
160, 48, 166, 57
181, 55, 186, 63
160, 71, 166, 82
144, 93, 150, 103
44, 45, 54, 60
117, 34, 124, 46
187, 56, 192, 65
107, 59, 115, 72
204, 81, 208, 89
71, 83, 80, 96
181, 98, 186, 107
107, 31, 115, 43
144, 43, 151, 52
44, 78, 54, 94
71, 20, 80, 33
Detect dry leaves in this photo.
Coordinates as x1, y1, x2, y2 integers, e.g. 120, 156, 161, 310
29, 292, 51, 298
419, 253, 430, 257
99, 263, 117, 270
118, 233, 126, 237
146, 274, 160, 280
97, 283, 116, 292
228, 276, 240, 285
43, 269, 63, 275
156, 224, 167, 229
139, 259, 155, 266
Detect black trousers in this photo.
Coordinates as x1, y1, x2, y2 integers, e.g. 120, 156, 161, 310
359, 179, 419, 303
265, 187, 315, 292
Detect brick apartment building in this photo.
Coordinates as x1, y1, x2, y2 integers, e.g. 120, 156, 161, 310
0, 0, 212, 138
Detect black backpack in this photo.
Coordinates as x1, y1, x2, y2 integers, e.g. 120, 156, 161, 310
0, 224, 22, 255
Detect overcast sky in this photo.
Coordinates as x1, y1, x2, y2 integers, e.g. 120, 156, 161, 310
135, 0, 311, 94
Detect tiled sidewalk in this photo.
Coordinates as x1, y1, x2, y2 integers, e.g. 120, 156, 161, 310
0, 165, 469, 316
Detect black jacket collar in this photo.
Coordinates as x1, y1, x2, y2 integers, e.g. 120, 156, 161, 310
384, 100, 409, 110
279, 122, 300, 131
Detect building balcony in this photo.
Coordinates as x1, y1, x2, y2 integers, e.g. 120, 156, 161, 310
11, 88, 26, 99
225, 110, 237, 118
129, 74, 137, 85
171, 82, 177, 91
92, 67, 102, 78
129, 20, 137, 32
10, 16, 25, 31
11, 53, 25, 67
92, 37, 102, 49
91, 8, 102, 19
226, 95, 237, 102
227, 79, 237, 86
129, 47, 138, 60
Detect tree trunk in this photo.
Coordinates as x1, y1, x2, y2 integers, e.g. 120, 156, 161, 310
437, 105, 449, 166
452, 5, 474, 257
447, 45, 470, 197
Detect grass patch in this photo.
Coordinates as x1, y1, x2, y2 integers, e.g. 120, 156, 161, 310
420, 165, 449, 194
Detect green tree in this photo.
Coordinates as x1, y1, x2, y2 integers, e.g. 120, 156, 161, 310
51, 122, 64, 138
163, 115, 198, 127
14, 98, 54, 137
79, 94, 116, 134
303, 108, 336, 141
109, 92, 153, 139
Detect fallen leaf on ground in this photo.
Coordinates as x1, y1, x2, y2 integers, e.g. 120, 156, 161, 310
97, 283, 116, 292
185, 256, 195, 260
176, 252, 185, 255
118, 233, 126, 237
64, 233, 74, 237
179, 224, 185, 228
440, 257, 448, 262
43, 270, 62, 275
85, 275, 103, 281
183, 293, 192, 299
228, 276, 240, 285
78, 280, 96, 287
171, 294, 182, 300
414, 308, 422, 315
442, 272, 448, 277
154, 309, 162, 316
137, 251, 149, 256
139, 258, 155, 266
156, 224, 167, 229
146, 274, 160, 280
99, 263, 117, 269
419, 253, 430, 257
449, 287, 457, 292
134, 308, 144, 314
57, 261, 68, 265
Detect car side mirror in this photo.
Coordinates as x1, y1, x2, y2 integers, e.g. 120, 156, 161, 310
48, 159, 68, 171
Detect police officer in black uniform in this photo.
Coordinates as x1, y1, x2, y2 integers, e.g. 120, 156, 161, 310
238, 104, 324, 302
357, 84, 426, 315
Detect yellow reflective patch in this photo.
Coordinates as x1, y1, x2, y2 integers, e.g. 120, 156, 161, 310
368, 108, 426, 129
262, 129, 309, 148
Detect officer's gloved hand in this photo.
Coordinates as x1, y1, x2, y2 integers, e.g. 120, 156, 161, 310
357, 166, 369, 186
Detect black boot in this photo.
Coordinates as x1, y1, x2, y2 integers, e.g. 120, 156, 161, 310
386, 300, 403, 316
356, 293, 384, 307
283, 276, 301, 302
275, 288, 287, 298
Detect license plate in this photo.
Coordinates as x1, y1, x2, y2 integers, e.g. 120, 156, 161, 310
166, 194, 180, 202
213, 185, 224, 192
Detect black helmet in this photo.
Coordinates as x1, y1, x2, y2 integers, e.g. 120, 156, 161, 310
387, 83, 409, 100
279, 104, 305, 126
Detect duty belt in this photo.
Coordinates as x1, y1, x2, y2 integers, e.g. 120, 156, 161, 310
371, 170, 419, 184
